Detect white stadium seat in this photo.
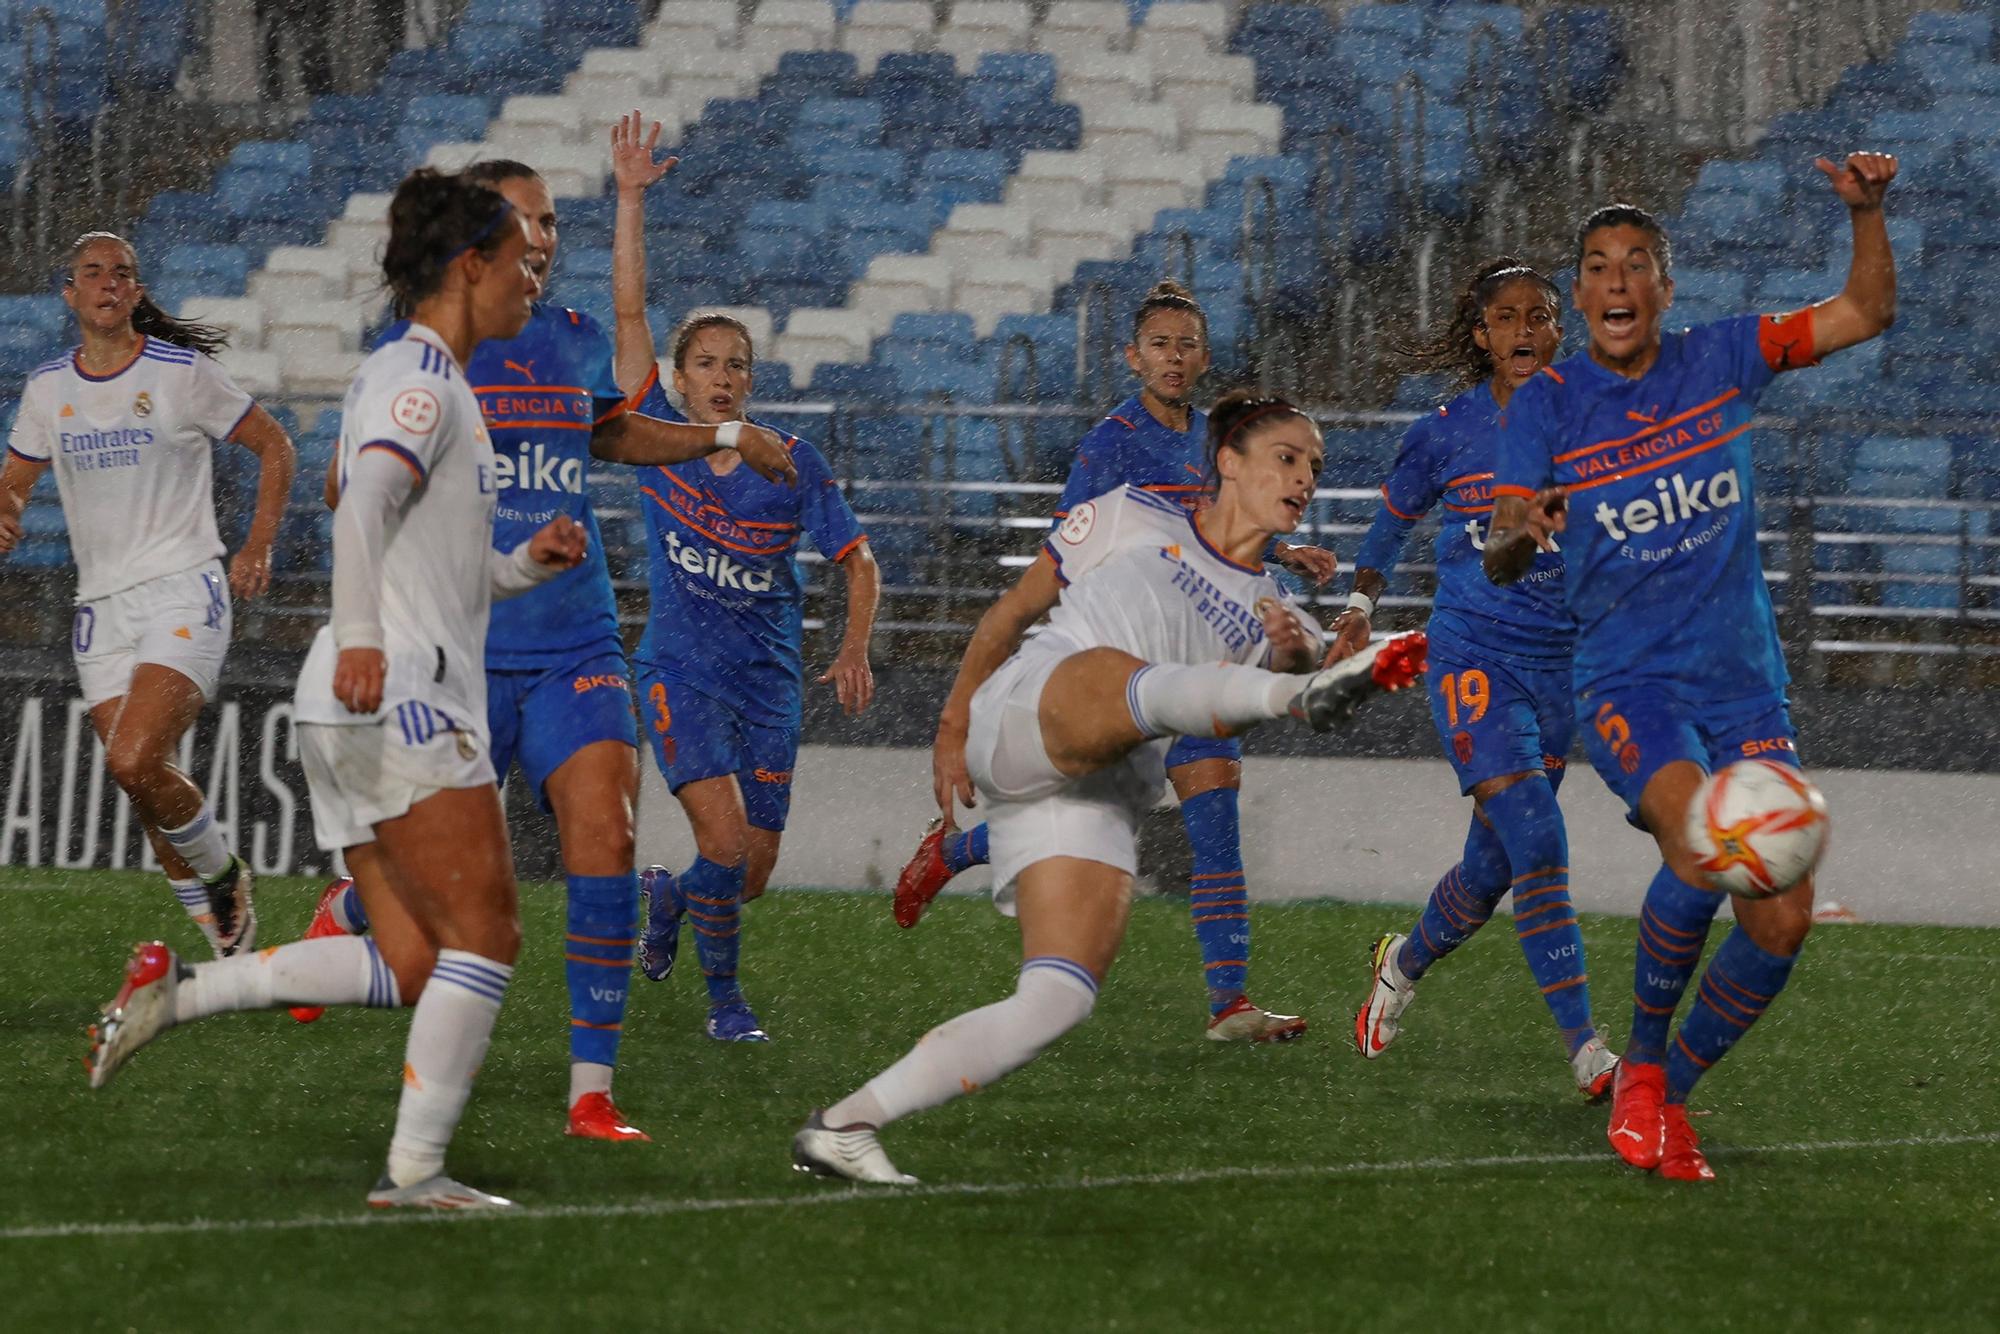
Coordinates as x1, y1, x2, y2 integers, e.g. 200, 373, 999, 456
645, 0, 740, 46
1131, 28, 1215, 78
932, 203, 1034, 264
775, 308, 870, 382
181, 297, 265, 352
1005, 149, 1105, 214
953, 257, 1052, 335
1140, 2, 1229, 44
1056, 50, 1155, 104
1033, 1, 1128, 52
742, 0, 837, 58
850, 255, 953, 323
1075, 95, 1179, 156
932, 1, 1032, 69
250, 247, 351, 308
214, 348, 281, 397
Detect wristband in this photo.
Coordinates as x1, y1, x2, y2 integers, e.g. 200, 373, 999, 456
715, 420, 742, 450
1343, 592, 1376, 619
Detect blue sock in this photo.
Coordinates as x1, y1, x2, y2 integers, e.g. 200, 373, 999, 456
942, 824, 989, 875
1629, 864, 1727, 1066
1481, 775, 1596, 1055
564, 874, 638, 1068
682, 857, 746, 1006
1666, 926, 1799, 1103
1397, 814, 1510, 981
1181, 787, 1250, 1012
334, 881, 369, 934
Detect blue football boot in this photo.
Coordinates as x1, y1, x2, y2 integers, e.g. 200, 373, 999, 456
637, 865, 682, 983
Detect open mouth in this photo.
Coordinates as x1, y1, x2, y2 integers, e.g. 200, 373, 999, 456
707, 395, 735, 416
1507, 342, 1540, 376
1602, 307, 1638, 337
1280, 494, 1306, 521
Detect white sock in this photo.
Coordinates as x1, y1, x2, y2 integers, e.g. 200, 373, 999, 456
386, 949, 513, 1187
168, 877, 223, 954
569, 1061, 614, 1106
159, 808, 232, 881
826, 957, 1099, 1129
1126, 663, 1300, 741
174, 936, 399, 1023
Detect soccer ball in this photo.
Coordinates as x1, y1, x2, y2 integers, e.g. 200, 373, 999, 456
1685, 760, 1830, 899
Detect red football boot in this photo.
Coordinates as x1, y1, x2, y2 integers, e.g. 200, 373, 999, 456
290, 878, 356, 1024
893, 819, 954, 929
1607, 1060, 1667, 1169
566, 1091, 652, 1142
1659, 1104, 1716, 1182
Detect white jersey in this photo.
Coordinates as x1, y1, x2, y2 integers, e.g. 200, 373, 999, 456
8, 337, 252, 601
293, 325, 499, 738
1038, 485, 1321, 669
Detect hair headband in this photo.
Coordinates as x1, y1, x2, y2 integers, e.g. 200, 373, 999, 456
448, 198, 515, 263
1221, 402, 1305, 449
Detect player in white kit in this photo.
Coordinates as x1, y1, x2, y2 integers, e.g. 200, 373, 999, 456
794, 390, 1429, 1183
0, 231, 296, 956
84, 169, 585, 1211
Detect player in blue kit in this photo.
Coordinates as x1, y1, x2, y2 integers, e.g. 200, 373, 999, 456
604, 113, 880, 1041
1487, 152, 1900, 1179
289, 150, 798, 1137
1343, 259, 1619, 1100
888, 281, 1338, 1042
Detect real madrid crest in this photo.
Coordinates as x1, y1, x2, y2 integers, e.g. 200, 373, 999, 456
132, 391, 152, 417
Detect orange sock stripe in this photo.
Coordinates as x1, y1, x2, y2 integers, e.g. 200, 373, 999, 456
1674, 1032, 1716, 1070
1191, 912, 1250, 924
1203, 959, 1249, 970
1416, 919, 1443, 956
1540, 974, 1588, 995
684, 893, 738, 908
1512, 900, 1569, 923
1632, 995, 1679, 1016
685, 907, 735, 925
1518, 916, 1579, 939
1698, 977, 1760, 1027
1511, 884, 1569, 906
692, 924, 739, 940
1707, 963, 1776, 1006
1510, 864, 1569, 885
1638, 917, 1702, 962
1641, 908, 1704, 941
569, 1018, 623, 1030
1191, 870, 1247, 881
1637, 933, 1696, 968
564, 932, 635, 947
563, 951, 632, 966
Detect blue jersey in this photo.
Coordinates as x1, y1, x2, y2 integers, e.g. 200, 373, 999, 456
1054, 394, 1209, 521
630, 394, 866, 728
1353, 382, 1573, 669
1495, 312, 1815, 699
466, 303, 629, 668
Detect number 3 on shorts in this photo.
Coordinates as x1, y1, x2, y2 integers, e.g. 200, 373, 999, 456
72, 606, 94, 653
647, 681, 671, 735
1438, 669, 1489, 727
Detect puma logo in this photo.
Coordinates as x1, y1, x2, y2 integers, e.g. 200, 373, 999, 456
503, 359, 537, 382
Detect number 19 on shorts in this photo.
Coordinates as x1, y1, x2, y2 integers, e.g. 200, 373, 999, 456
1437, 669, 1489, 727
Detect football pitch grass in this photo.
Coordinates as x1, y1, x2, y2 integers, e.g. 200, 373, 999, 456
2, 870, 1995, 1333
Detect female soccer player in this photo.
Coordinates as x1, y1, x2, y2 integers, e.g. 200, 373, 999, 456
1487, 153, 1899, 1180
1344, 259, 1618, 1099
795, 390, 1425, 1184
288, 132, 797, 1139
891, 282, 1339, 1044
0, 231, 295, 957
86, 168, 588, 1211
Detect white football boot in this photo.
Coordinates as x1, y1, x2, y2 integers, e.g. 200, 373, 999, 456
1292, 631, 1428, 731
791, 1111, 919, 1185
87, 941, 185, 1090
1570, 1035, 1620, 1102
207, 856, 258, 957
1353, 932, 1418, 1059
367, 1174, 515, 1210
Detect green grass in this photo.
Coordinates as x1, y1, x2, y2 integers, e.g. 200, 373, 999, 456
2, 869, 1995, 1333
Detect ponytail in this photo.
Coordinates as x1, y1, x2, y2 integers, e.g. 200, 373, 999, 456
62, 231, 230, 356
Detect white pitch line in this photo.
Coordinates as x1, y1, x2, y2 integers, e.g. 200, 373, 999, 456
3, 1130, 1995, 1243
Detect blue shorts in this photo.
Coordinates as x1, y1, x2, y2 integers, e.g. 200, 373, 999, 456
1425, 645, 1574, 795
636, 667, 800, 833
1577, 678, 1801, 822
1165, 734, 1243, 769
486, 650, 639, 811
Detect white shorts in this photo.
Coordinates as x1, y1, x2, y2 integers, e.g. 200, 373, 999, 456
71, 561, 231, 707
298, 715, 495, 851
965, 646, 1166, 913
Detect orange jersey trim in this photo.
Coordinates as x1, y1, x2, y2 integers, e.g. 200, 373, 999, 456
1444, 471, 1494, 490
1380, 486, 1424, 522
1562, 421, 1751, 494
639, 485, 800, 556
1491, 483, 1536, 500
830, 535, 869, 563
1552, 389, 1739, 465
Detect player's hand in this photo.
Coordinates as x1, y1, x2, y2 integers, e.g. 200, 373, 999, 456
933, 715, 976, 818
0, 510, 19, 555
1258, 596, 1316, 672
610, 109, 677, 196
228, 541, 273, 600
1525, 486, 1568, 552
818, 641, 874, 715
1816, 152, 1897, 211
334, 647, 387, 714
1273, 541, 1338, 587
529, 515, 588, 570
1325, 608, 1371, 663
736, 423, 799, 487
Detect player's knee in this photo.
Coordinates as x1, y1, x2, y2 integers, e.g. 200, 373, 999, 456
692, 824, 749, 868
1740, 898, 1813, 957
103, 741, 164, 793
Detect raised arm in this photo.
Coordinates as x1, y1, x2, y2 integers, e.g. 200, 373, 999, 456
1800, 152, 1899, 360
932, 551, 1065, 815
590, 411, 798, 487
609, 109, 675, 399
227, 403, 297, 600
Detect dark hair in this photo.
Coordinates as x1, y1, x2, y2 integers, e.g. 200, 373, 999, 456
1394, 256, 1562, 388
381, 168, 516, 317
460, 158, 540, 188
1130, 278, 1208, 343
670, 311, 755, 369
63, 231, 231, 356
1574, 203, 1672, 276
1204, 387, 1311, 490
